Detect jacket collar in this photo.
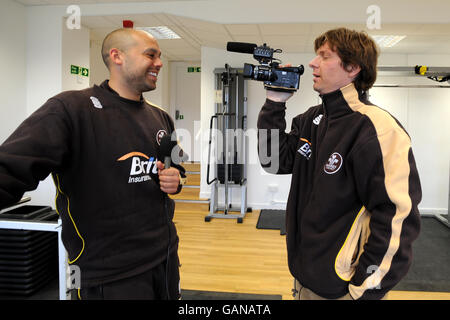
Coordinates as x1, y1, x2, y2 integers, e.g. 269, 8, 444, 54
320, 83, 367, 118
98, 80, 145, 105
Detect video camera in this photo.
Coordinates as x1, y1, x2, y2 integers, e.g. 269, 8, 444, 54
227, 42, 304, 92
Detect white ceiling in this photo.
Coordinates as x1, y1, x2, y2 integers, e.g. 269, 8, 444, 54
13, 0, 196, 4
13, 0, 450, 61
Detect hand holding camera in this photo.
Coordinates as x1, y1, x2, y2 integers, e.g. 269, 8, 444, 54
265, 63, 295, 102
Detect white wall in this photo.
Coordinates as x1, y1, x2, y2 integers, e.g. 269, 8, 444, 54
62, 22, 90, 91
0, 0, 26, 144
24, 7, 90, 207
89, 39, 109, 87
201, 47, 450, 214
26, 6, 64, 116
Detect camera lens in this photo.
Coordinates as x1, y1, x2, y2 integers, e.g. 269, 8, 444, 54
243, 63, 254, 78
255, 66, 277, 82
243, 63, 278, 82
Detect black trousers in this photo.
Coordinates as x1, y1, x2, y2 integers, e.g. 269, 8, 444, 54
72, 256, 180, 300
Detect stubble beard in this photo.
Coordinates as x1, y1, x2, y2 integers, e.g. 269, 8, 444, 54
122, 62, 156, 94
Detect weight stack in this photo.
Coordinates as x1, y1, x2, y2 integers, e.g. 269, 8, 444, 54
218, 163, 244, 184
0, 206, 59, 297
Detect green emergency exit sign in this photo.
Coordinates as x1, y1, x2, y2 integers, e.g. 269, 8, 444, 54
187, 67, 201, 73
71, 64, 89, 77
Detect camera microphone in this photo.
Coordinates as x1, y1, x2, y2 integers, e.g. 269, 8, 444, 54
226, 42, 257, 54
158, 135, 177, 169
157, 134, 179, 300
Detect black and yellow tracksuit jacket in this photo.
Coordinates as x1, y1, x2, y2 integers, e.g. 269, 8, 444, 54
0, 80, 185, 287
257, 83, 422, 300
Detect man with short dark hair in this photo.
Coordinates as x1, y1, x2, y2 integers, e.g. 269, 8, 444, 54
0, 28, 185, 299
258, 28, 422, 300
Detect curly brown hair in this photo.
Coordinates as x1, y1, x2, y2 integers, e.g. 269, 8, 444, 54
314, 28, 379, 92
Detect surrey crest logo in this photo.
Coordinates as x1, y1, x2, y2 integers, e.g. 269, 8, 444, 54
324, 152, 343, 174
156, 130, 167, 145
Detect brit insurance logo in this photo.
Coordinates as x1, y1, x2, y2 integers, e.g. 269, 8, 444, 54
297, 138, 312, 160
117, 152, 158, 184
324, 152, 343, 174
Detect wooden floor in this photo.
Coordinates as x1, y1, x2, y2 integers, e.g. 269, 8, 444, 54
174, 209, 450, 300
175, 209, 292, 299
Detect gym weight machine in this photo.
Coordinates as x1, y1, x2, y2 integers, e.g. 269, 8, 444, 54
206, 64, 251, 223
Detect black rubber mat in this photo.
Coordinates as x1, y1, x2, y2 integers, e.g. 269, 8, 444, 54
256, 210, 286, 235
181, 289, 281, 300
394, 216, 450, 292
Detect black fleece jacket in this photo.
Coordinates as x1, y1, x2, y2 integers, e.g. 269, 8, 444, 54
257, 83, 421, 299
0, 80, 185, 286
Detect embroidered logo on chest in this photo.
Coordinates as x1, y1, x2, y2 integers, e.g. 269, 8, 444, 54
324, 152, 343, 174
313, 114, 323, 125
90, 96, 103, 109
156, 129, 168, 145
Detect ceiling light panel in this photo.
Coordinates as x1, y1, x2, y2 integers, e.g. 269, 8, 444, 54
137, 26, 181, 39
372, 35, 406, 47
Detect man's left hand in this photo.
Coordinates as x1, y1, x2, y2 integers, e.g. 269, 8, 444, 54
156, 161, 180, 194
